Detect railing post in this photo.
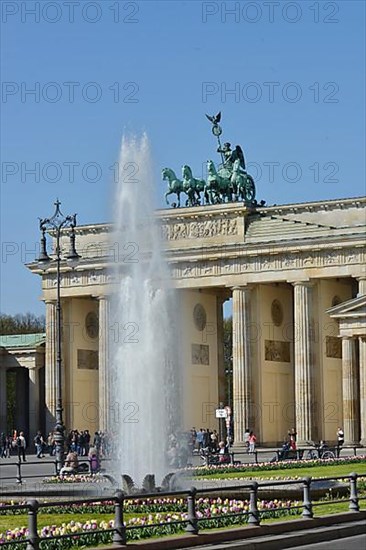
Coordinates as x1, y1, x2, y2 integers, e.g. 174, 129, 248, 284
349, 473, 359, 512
54, 459, 59, 476
254, 450, 258, 464
185, 487, 198, 534
248, 481, 260, 525
113, 490, 127, 546
302, 477, 313, 518
16, 460, 22, 484
26, 500, 40, 550
230, 452, 234, 465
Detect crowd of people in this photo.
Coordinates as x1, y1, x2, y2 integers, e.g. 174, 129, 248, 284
0, 428, 113, 466
65, 429, 113, 458
1, 424, 346, 474
0, 430, 27, 460
188, 427, 222, 452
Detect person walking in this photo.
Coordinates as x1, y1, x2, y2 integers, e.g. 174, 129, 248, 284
244, 428, 250, 453
5, 434, 12, 458
34, 431, 44, 458
47, 432, 55, 456
336, 426, 344, 455
0, 432, 6, 458
16, 431, 27, 462
248, 431, 257, 454
196, 429, 204, 450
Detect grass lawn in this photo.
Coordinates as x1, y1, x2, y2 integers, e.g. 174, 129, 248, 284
1, 496, 365, 533
195, 463, 366, 480
1, 461, 365, 537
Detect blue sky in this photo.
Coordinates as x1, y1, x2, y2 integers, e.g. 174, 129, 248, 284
1, 0, 365, 315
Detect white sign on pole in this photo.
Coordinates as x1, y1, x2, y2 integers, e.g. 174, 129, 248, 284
215, 408, 228, 419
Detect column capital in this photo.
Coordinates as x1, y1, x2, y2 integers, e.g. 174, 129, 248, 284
355, 276, 366, 296
94, 294, 111, 301
289, 280, 315, 288
231, 284, 254, 293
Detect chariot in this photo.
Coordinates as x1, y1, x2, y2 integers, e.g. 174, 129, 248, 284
163, 112, 257, 208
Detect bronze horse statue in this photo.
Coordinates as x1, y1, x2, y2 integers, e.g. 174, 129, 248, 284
182, 165, 206, 207
231, 159, 256, 203
162, 167, 184, 207
205, 160, 233, 204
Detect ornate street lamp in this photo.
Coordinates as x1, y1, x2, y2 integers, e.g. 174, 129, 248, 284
37, 199, 80, 472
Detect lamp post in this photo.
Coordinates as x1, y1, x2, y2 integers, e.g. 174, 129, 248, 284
37, 199, 80, 472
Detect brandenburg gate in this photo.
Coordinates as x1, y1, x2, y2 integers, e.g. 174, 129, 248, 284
28, 115, 366, 447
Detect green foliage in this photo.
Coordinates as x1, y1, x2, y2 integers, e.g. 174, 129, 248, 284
0, 312, 45, 335
223, 316, 232, 367
223, 316, 233, 404
6, 371, 16, 432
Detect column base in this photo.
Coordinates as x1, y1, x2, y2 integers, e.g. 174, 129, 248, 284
296, 440, 314, 447
231, 442, 247, 452
359, 439, 366, 447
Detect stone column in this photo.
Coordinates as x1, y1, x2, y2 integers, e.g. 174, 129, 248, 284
45, 300, 57, 433
342, 337, 359, 445
356, 277, 365, 446
293, 282, 314, 445
357, 277, 366, 296
359, 337, 366, 446
98, 296, 110, 432
28, 368, 40, 438
0, 367, 7, 432
232, 286, 252, 445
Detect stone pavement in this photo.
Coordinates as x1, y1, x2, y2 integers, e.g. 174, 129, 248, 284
180, 520, 366, 549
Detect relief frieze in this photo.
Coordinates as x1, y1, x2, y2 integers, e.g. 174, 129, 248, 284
161, 218, 238, 241
265, 340, 291, 363
169, 247, 364, 279
192, 344, 210, 365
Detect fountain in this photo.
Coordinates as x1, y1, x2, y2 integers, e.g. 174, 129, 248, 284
108, 134, 183, 491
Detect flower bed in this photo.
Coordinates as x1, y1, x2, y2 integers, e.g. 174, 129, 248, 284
42, 473, 106, 484
192, 455, 366, 477
0, 497, 301, 548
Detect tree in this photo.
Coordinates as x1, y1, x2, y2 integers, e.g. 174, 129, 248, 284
223, 316, 233, 406
0, 312, 45, 335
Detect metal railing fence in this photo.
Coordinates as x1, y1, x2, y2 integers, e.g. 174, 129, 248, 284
0, 472, 364, 548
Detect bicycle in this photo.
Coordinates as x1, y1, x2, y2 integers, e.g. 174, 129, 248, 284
305, 444, 336, 460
